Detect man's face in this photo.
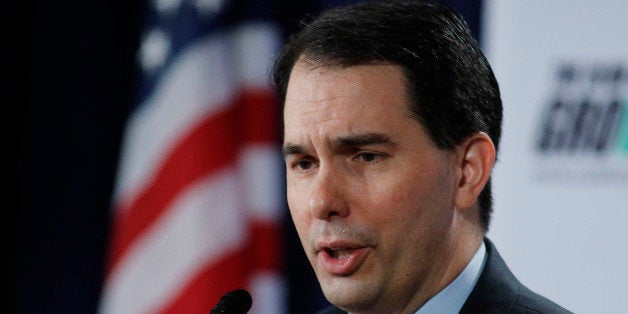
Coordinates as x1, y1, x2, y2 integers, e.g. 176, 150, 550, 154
283, 60, 461, 313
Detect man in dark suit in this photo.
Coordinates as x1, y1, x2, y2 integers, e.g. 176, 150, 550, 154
274, 1, 571, 313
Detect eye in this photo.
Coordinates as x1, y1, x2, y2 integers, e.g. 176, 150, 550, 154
357, 152, 385, 163
294, 158, 316, 171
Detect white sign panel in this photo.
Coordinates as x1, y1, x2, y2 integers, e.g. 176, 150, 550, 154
483, 1, 628, 313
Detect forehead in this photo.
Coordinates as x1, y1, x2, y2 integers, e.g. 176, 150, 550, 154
283, 61, 413, 132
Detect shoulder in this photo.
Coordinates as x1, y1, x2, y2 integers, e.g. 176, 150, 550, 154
509, 286, 571, 313
461, 239, 572, 314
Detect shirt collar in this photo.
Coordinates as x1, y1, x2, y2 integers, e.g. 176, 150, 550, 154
415, 241, 487, 314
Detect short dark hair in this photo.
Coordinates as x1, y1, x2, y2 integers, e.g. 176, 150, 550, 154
273, 0, 502, 231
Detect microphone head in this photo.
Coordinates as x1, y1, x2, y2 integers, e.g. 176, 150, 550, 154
211, 289, 252, 314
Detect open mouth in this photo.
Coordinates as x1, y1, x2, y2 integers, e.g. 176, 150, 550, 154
325, 247, 357, 259
318, 245, 370, 275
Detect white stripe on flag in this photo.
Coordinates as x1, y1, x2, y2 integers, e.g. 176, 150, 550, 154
101, 169, 246, 313
232, 22, 282, 88
239, 144, 284, 222
250, 271, 288, 314
113, 33, 237, 206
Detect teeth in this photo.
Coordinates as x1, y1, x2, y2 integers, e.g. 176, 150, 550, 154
328, 248, 355, 259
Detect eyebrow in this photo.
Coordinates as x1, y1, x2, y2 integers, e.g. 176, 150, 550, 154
282, 132, 394, 158
282, 144, 307, 157
331, 133, 393, 149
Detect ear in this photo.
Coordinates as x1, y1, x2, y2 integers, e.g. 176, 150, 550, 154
454, 132, 496, 210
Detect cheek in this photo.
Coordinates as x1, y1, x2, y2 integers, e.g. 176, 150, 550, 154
369, 171, 430, 210
360, 182, 418, 243
366, 168, 451, 229
287, 185, 311, 234
287, 188, 303, 220
286, 173, 303, 208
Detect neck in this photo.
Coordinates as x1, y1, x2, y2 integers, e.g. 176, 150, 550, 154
415, 216, 484, 313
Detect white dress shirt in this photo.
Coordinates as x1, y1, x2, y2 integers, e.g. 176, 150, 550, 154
415, 241, 487, 314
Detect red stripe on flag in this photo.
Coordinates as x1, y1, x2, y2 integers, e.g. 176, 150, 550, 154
155, 221, 282, 313
106, 105, 239, 275
235, 88, 280, 144
249, 221, 283, 272
157, 248, 249, 314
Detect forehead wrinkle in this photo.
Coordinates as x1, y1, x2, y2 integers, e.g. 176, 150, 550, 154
295, 64, 366, 100
284, 62, 411, 154
297, 97, 358, 125
286, 62, 378, 125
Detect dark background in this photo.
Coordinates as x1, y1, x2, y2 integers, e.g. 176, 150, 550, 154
18, 0, 481, 313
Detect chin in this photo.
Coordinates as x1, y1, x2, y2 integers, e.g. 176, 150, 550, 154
319, 275, 378, 313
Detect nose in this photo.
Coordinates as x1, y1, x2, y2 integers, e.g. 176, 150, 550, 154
309, 166, 350, 220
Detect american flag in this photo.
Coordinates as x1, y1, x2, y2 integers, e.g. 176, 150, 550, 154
99, 0, 285, 312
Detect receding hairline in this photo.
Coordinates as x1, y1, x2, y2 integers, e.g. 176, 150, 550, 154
283, 56, 421, 130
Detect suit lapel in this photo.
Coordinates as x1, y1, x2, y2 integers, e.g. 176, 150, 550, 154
460, 238, 522, 313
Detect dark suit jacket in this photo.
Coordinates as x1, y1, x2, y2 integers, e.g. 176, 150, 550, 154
317, 239, 571, 313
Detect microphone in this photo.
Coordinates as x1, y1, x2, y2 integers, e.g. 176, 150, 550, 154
210, 289, 253, 314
